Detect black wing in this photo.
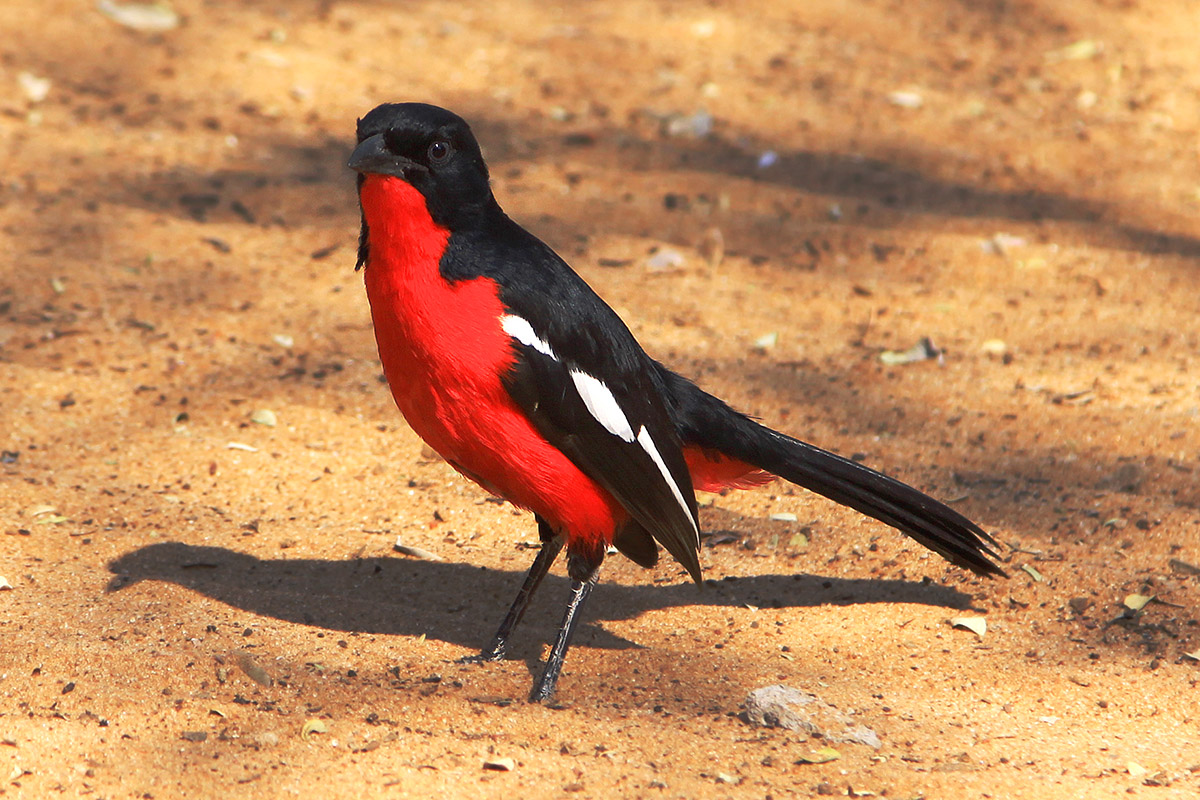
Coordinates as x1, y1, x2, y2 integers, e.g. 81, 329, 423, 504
441, 216, 703, 582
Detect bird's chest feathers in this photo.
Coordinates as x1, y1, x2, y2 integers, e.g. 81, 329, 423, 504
360, 176, 515, 450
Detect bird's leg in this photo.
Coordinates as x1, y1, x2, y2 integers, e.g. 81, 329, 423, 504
528, 551, 602, 704
460, 518, 562, 664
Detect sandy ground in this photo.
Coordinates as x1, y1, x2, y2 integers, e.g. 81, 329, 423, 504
2, 0, 1200, 797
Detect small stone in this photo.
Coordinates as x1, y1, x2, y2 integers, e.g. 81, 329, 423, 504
744, 685, 881, 749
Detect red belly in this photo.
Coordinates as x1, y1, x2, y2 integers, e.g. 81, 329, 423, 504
360, 176, 625, 549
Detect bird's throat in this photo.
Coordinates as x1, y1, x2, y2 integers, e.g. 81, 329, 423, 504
359, 175, 451, 278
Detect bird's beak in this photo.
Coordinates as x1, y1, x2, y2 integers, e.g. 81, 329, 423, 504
348, 133, 415, 178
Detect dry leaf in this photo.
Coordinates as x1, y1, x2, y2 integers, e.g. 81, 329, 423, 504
97, 1, 181, 32
950, 616, 987, 638
795, 746, 841, 765
1021, 564, 1046, 583
879, 337, 942, 366
250, 409, 277, 427
1047, 40, 1101, 62
1123, 594, 1154, 612
301, 719, 328, 743
753, 332, 778, 350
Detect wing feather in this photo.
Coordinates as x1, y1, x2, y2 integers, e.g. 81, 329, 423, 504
502, 333, 702, 582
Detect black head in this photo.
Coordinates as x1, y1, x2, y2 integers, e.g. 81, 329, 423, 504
350, 103, 495, 265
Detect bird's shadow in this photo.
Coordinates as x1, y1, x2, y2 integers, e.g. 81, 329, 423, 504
106, 542, 981, 659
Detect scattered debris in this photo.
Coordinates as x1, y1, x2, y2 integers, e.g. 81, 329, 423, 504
879, 337, 943, 366
272, 333, 295, 348
1068, 597, 1092, 615
1046, 40, 1102, 63
646, 248, 686, 273
699, 228, 724, 269
950, 616, 987, 638
980, 339, 1007, 356
17, 71, 52, 103
663, 110, 713, 138
1168, 558, 1200, 577
769, 512, 798, 522
236, 652, 273, 687
1097, 463, 1145, 493
181, 730, 208, 743
795, 746, 842, 765
886, 90, 923, 109
393, 539, 444, 561
249, 409, 277, 427
1021, 564, 1046, 583
1123, 593, 1154, 612
0, 577, 12, 590
483, 757, 515, 771
753, 332, 778, 351
97, 0, 181, 32
226, 442, 258, 452
743, 685, 881, 749
756, 150, 778, 169
300, 719, 328, 743
981, 233, 1027, 256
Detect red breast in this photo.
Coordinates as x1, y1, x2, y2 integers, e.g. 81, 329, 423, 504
358, 175, 625, 556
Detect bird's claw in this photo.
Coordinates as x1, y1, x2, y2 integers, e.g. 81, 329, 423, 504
456, 649, 505, 665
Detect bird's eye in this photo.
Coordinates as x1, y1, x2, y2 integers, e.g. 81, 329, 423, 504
427, 140, 451, 164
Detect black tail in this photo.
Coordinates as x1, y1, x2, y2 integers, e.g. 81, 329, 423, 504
657, 366, 1006, 578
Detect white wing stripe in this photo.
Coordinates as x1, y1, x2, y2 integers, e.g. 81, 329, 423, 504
501, 313, 694, 539
637, 425, 699, 540
500, 314, 557, 360
571, 371, 636, 442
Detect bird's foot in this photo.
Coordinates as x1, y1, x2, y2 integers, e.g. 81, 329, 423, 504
456, 647, 505, 665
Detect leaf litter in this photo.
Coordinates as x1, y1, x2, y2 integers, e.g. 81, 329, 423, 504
795, 746, 841, 765
300, 719, 328, 743
879, 337, 943, 366
949, 617, 987, 638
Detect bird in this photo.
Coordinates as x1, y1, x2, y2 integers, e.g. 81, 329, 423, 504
348, 102, 1005, 703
